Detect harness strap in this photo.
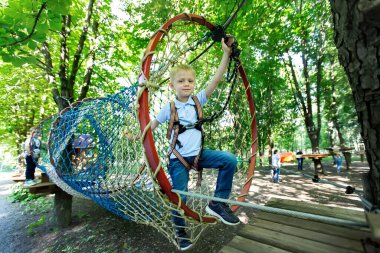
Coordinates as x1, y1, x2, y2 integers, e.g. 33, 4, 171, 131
172, 149, 191, 170
166, 96, 204, 187
192, 96, 204, 188
167, 101, 176, 139
167, 101, 180, 157
191, 96, 203, 170
172, 149, 203, 187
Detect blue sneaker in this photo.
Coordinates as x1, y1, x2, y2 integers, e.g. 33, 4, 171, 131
176, 229, 193, 251
206, 201, 240, 225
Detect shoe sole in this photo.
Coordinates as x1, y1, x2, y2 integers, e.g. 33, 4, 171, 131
24, 182, 38, 187
205, 206, 240, 226
179, 244, 193, 251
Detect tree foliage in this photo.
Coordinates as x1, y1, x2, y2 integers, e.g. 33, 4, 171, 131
0, 0, 359, 160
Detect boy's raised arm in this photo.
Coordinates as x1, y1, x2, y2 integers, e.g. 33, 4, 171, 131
205, 37, 233, 99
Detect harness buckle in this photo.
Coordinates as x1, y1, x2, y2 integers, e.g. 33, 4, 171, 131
184, 123, 196, 129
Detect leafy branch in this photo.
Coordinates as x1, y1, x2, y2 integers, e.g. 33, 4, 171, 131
0, 2, 47, 48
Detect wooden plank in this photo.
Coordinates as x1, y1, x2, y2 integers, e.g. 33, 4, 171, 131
239, 225, 361, 253
266, 197, 367, 224
256, 212, 370, 240
13, 171, 46, 183
12, 176, 26, 182
24, 182, 58, 194
251, 218, 364, 252
23, 182, 55, 189
302, 154, 330, 159
366, 213, 380, 242
221, 235, 291, 253
29, 185, 57, 194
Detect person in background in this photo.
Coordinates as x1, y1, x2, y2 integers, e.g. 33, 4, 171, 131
334, 153, 343, 175
24, 128, 41, 186
296, 149, 304, 171
272, 149, 281, 183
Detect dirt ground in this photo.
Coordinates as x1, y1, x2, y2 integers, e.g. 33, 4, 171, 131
0, 158, 369, 253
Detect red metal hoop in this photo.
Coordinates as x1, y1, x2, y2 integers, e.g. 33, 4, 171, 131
138, 13, 257, 223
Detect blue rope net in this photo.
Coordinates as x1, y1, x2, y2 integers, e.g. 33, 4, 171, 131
32, 85, 202, 247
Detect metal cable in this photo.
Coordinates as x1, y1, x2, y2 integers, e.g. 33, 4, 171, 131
172, 189, 369, 228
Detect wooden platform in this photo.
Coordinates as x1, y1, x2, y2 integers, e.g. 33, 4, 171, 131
12, 175, 26, 182
24, 182, 58, 194
300, 153, 331, 159
220, 198, 373, 253
22, 172, 58, 194
12, 171, 45, 182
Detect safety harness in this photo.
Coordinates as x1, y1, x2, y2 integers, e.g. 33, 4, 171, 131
165, 32, 241, 187
167, 96, 204, 187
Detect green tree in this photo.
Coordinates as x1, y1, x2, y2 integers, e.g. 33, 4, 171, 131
0, 63, 56, 154
0, 0, 135, 227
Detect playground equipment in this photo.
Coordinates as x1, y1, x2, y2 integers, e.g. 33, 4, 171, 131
325, 146, 354, 169
30, 8, 258, 249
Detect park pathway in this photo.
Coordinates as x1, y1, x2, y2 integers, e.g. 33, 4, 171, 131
0, 172, 35, 253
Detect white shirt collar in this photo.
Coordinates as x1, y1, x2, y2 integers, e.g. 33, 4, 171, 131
174, 96, 195, 109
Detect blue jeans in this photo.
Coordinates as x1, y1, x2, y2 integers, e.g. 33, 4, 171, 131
168, 149, 237, 227
297, 159, 303, 170
25, 154, 36, 180
272, 167, 280, 183
336, 160, 342, 174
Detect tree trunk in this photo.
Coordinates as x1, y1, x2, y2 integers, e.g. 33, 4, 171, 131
50, 0, 96, 228
330, 71, 351, 169
267, 83, 274, 166
53, 188, 73, 227
268, 141, 273, 166
53, 106, 73, 227
313, 158, 324, 176
259, 150, 264, 167
330, 0, 380, 205
307, 124, 325, 175
288, 49, 323, 175
328, 127, 335, 147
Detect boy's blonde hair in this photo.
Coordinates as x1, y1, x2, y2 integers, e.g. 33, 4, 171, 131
169, 64, 196, 82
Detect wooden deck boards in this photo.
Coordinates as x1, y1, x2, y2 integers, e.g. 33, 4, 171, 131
25, 182, 58, 194
220, 236, 291, 253
220, 198, 371, 253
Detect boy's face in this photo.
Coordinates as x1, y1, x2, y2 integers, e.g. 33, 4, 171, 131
169, 70, 196, 101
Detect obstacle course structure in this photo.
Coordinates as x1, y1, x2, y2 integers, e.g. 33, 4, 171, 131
30, 12, 257, 249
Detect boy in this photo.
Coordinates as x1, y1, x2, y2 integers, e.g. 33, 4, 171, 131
151, 38, 240, 251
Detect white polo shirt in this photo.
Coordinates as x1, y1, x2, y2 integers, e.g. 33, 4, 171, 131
156, 90, 208, 158
272, 153, 281, 168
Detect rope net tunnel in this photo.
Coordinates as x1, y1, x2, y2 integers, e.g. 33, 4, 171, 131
30, 13, 258, 249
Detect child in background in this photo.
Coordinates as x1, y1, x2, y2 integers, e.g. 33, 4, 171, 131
272, 149, 281, 183
334, 153, 343, 175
